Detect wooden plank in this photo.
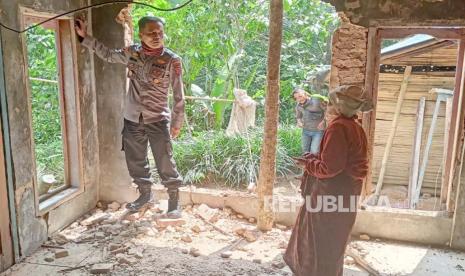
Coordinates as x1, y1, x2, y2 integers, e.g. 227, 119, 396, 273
362, 27, 381, 199
445, 39, 465, 212
440, 97, 453, 204
414, 92, 447, 207
374, 66, 412, 202
409, 97, 425, 208
379, 28, 465, 40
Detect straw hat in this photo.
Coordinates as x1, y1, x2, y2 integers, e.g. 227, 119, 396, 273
329, 85, 373, 117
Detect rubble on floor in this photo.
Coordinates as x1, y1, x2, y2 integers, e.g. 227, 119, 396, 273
2, 201, 465, 276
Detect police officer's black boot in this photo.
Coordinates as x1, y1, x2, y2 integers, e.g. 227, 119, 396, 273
126, 184, 154, 212
166, 188, 182, 219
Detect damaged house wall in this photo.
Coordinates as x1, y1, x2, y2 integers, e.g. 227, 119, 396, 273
0, 0, 99, 256
325, 1, 465, 249
323, 0, 465, 27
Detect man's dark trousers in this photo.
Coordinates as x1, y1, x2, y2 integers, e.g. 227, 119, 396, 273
122, 117, 183, 207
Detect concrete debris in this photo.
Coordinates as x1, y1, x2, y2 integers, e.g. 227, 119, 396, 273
272, 261, 286, 269
95, 232, 106, 239
143, 210, 154, 218
189, 247, 201, 257
220, 251, 233, 258
181, 234, 193, 243
102, 217, 118, 225
55, 225, 88, 243
96, 202, 104, 209
360, 234, 370, 241
275, 224, 287, 230
181, 248, 189, 254
223, 207, 232, 215
80, 212, 110, 226
237, 214, 244, 219
233, 226, 246, 236
90, 263, 114, 274
108, 201, 121, 211
53, 235, 68, 245
125, 212, 141, 221
234, 226, 259, 242
253, 259, 262, 264
110, 246, 128, 255
44, 257, 54, 262
156, 218, 186, 228
54, 250, 69, 259
191, 225, 202, 234
197, 204, 220, 223
248, 217, 256, 223
109, 243, 121, 251
128, 248, 144, 259
344, 256, 356, 266
117, 254, 137, 265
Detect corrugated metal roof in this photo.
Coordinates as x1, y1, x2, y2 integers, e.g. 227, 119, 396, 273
381, 34, 436, 55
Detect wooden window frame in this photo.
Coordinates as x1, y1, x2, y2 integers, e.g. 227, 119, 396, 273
363, 27, 465, 212
20, 8, 84, 216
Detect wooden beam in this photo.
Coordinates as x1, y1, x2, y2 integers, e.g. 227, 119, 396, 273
442, 40, 464, 210
409, 97, 425, 209
445, 39, 465, 212
362, 27, 381, 199
379, 28, 465, 40
373, 66, 412, 203
257, 0, 283, 231
440, 96, 453, 205
413, 90, 452, 207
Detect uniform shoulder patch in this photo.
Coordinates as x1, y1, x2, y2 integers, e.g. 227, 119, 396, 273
172, 58, 182, 76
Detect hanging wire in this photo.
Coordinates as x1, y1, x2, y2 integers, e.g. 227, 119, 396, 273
0, 0, 194, 34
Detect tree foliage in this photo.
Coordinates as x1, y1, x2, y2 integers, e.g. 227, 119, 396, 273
132, 0, 338, 129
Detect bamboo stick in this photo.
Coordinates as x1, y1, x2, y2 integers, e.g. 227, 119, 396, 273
373, 66, 412, 204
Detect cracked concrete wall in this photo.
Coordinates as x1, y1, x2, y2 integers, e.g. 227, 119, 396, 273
323, 0, 465, 27
0, 0, 99, 256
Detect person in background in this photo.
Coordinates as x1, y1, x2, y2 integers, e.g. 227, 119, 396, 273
293, 87, 326, 154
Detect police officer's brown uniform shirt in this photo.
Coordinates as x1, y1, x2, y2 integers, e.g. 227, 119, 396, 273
81, 36, 185, 129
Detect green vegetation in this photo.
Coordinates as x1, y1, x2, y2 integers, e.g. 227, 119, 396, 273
172, 126, 301, 187
26, 26, 65, 185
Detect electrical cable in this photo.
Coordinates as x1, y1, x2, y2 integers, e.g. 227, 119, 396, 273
0, 0, 194, 34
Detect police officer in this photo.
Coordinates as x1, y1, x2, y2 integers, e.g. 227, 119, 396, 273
75, 16, 184, 218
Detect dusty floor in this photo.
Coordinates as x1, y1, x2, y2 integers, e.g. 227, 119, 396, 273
1, 203, 465, 276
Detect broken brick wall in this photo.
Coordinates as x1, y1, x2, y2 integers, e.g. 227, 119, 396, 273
324, 0, 465, 250
329, 18, 368, 90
